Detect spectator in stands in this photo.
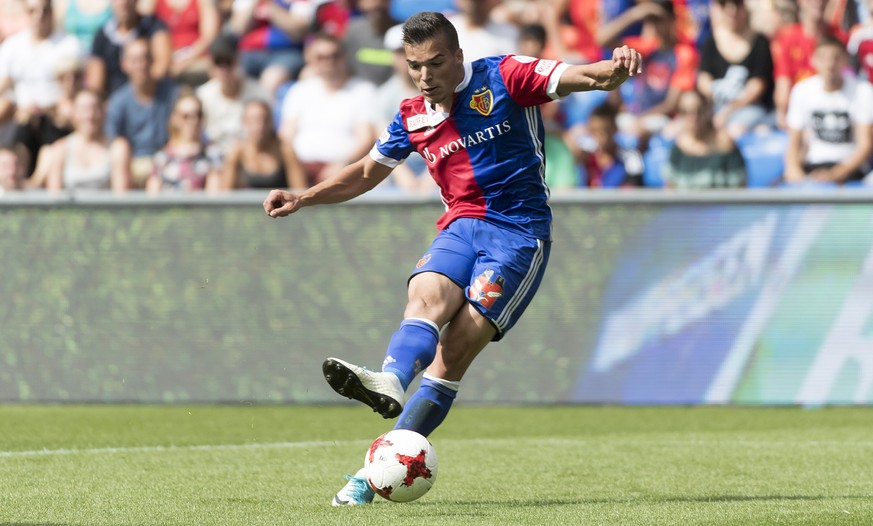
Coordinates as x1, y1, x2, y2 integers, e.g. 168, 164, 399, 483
613, 0, 698, 144
373, 23, 433, 194
0, 0, 80, 174
663, 89, 747, 188
105, 37, 179, 188
698, 0, 774, 139
512, 21, 579, 191
546, 0, 601, 62
229, 0, 312, 96
147, 93, 220, 192
848, 0, 873, 81
784, 35, 873, 185
343, 0, 398, 86
772, 0, 847, 129
86, 0, 171, 96
374, 24, 416, 125
26, 55, 84, 187
571, 102, 644, 188
0, 145, 26, 193
449, 0, 518, 60
221, 98, 305, 189
53, 0, 111, 54
196, 33, 269, 150
745, 0, 798, 38
139, 0, 220, 86
279, 32, 377, 186
46, 88, 126, 191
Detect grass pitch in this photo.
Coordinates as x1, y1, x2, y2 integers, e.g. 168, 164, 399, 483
0, 405, 871, 526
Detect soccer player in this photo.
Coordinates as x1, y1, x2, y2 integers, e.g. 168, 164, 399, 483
262, 11, 642, 506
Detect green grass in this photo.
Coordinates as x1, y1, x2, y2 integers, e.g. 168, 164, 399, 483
0, 405, 871, 526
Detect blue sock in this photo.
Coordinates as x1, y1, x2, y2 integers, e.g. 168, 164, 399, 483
382, 318, 440, 390
393, 374, 459, 437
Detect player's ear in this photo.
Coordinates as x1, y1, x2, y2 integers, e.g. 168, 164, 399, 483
455, 48, 464, 64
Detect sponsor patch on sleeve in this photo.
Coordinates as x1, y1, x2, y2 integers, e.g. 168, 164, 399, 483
534, 59, 557, 76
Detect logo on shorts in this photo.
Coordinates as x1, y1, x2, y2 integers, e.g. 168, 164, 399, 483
470, 88, 493, 116
468, 269, 504, 309
416, 253, 432, 269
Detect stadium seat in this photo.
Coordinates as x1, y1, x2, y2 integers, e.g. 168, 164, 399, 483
273, 81, 296, 130
736, 129, 787, 187
390, 0, 457, 21
642, 135, 673, 188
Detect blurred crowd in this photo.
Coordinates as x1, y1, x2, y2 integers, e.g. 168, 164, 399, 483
1, 0, 873, 195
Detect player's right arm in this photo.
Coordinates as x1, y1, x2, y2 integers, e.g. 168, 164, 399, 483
263, 154, 393, 218
556, 46, 643, 96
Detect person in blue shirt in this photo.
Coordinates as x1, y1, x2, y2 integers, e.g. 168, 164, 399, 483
262, 11, 642, 506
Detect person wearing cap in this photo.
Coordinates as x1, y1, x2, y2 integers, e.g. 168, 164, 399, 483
373, 22, 433, 194
196, 33, 270, 150
343, 0, 398, 86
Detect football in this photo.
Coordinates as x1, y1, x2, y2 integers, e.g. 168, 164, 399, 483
364, 429, 438, 502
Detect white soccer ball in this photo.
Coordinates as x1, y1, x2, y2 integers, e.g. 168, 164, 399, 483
364, 429, 438, 502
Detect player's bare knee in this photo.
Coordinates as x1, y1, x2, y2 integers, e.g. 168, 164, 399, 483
404, 295, 451, 325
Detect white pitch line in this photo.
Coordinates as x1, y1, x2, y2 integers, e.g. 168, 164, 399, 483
1, 437, 871, 459
0, 439, 367, 459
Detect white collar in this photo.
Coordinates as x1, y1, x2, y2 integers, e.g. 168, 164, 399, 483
423, 62, 473, 126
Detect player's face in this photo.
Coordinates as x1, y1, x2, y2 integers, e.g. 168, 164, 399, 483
404, 38, 465, 107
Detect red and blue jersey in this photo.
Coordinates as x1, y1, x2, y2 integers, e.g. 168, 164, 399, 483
371, 55, 569, 240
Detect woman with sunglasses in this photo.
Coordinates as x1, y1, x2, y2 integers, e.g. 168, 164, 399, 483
147, 92, 221, 192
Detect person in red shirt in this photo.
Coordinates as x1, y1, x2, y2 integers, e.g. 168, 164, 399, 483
772, 0, 847, 128
141, 0, 221, 85
848, 0, 873, 81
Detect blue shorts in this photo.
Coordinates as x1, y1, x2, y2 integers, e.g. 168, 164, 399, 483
410, 218, 551, 341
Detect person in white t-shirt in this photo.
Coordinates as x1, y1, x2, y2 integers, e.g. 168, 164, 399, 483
279, 32, 377, 186
0, 0, 80, 175
0, 0, 80, 120
784, 34, 873, 185
196, 33, 271, 150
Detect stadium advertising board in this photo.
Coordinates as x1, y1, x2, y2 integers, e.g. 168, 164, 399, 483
572, 205, 873, 405
0, 197, 871, 405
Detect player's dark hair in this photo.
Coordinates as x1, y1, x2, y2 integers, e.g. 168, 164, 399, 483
402, 11, 460, 52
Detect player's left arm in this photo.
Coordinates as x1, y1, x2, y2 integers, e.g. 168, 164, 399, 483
263, 154, 393, 218
555, 46, 643, 96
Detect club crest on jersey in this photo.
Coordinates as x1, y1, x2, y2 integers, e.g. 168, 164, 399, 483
470, 88, 494, 116
416, 253, 432, 269
467, 269, 504, 309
